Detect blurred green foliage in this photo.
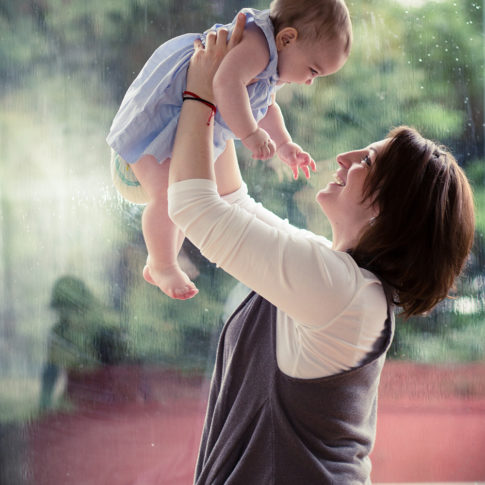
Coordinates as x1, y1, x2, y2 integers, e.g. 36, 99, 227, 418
0, 0, 484, 382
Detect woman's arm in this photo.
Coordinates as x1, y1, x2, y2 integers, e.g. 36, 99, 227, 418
221, 182, 331, 244
168, 26, 236, 185
168, 179, 357, 325
168, 24, 355, 325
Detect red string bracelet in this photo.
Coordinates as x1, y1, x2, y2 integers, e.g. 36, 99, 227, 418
182, 90, 217, 125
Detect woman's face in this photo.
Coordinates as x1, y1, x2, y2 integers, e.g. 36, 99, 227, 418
316, 139, 389, 232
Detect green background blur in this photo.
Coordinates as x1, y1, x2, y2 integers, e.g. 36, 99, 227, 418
0, 0, 484, 424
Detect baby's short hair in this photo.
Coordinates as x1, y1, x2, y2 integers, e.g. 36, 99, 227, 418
269, 0, 352, 54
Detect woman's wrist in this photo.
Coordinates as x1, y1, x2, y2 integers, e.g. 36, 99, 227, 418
182, 91, 217, 125
185, 39, 216, 103
185, 80, 215, 105
169, 96, 216, 186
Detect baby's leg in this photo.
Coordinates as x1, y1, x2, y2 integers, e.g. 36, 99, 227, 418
214, 140, 243, 196
131, 155, 198, 300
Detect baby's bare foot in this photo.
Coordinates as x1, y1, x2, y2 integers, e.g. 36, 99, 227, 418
143, 262, 198, 300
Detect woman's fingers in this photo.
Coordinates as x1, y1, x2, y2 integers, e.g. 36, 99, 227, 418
205, 30, 217, 48
215, 27, 229, 48
196, 12, 245, 59
187, 13, 246, 102
228, 12, 246, 50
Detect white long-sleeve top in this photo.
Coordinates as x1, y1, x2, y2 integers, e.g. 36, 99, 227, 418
168, 179, 388, 378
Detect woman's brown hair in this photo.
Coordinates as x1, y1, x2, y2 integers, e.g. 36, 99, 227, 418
350, 126, 475, 318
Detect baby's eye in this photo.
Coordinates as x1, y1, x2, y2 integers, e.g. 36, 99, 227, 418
361, 155, 371, 166
309, 68, 318, 76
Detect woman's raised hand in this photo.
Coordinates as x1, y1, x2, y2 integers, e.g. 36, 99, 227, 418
187, 12, 246, 102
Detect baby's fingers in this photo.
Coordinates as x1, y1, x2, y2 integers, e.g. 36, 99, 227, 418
298, 157, 311, 179
256, 140, 276, 160
301, 165, 311, 179
267, 139, 276, 159
255, 145, 270, 160
297, 152, 316, 179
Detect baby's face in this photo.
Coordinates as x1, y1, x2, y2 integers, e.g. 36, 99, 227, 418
276, 37, 348, 86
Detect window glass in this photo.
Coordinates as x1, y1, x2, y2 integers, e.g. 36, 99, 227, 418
0, 1, 483, 483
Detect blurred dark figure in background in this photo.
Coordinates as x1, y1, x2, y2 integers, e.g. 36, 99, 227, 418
39, 276, 126, 410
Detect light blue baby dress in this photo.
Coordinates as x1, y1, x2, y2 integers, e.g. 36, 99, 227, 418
107, 8, 279, 169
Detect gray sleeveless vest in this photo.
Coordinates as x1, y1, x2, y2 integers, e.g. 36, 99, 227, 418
195, 291, 395, 484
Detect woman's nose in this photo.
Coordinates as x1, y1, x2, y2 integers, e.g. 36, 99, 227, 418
336, 153, 351, 168
337, 150, 365, 168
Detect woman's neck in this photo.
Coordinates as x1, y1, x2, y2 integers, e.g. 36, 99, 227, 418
330, 223, 365, 252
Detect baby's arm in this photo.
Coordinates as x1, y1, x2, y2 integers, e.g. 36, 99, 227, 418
213, 24, 276, 160
257, 96, 291, 148
258, 99, 316, 179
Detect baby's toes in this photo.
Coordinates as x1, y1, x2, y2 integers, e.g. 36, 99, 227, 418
173, 284, 199, 300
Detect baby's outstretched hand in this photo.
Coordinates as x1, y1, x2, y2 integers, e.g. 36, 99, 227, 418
277, 142, 317, 180
242, 128, 276, 160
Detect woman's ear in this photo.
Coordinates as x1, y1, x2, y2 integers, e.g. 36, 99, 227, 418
275, 27, 298, 50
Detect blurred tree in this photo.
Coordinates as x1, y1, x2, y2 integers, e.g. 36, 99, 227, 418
1, 0, 483, 368
40, 0, 248, 99
399, 0, 484, 161
279, 0, 483, 164
0, 1, 49, 85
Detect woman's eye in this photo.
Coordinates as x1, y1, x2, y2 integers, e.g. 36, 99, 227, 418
361, 155, 371, 166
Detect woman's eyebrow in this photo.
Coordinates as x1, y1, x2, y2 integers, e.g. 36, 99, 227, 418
368, 147, 377, 154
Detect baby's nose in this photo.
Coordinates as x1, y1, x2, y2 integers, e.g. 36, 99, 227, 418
305, 78, 314, 86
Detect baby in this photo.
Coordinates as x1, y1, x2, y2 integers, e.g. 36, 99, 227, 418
107, 0, 352, 300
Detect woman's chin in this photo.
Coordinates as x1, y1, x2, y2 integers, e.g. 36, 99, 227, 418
316, 184, 335, 201
315, 189, 330, 212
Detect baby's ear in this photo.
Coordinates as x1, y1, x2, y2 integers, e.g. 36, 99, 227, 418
275, 27, 298, 50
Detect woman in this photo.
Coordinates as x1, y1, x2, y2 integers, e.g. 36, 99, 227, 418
167, 18, 475, 484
